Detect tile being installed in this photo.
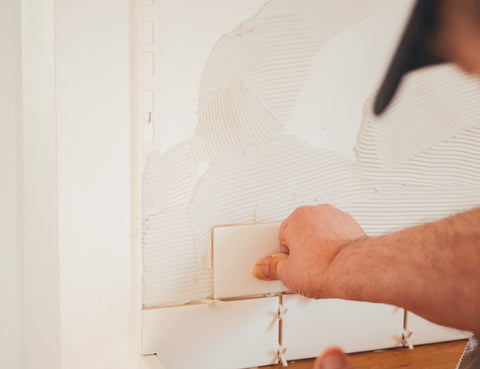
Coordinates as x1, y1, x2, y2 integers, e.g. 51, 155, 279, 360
282, 295, 403, 360
142, 297, 280, 369
406, 312, 471, 346
212, 222, 289, 299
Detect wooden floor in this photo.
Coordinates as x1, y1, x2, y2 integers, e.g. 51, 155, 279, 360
265, 340, 467, 369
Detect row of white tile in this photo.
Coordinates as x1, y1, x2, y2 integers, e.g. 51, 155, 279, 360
143, 297, 278, 369
142, 295, 470, 369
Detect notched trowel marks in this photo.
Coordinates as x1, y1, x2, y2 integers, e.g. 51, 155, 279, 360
142, 0, 480, 308
371, 65, 480, 170
143, 141, 198, 217
194, 13, 322, 162
193, 72, 282, 162
143, 204, 210, 307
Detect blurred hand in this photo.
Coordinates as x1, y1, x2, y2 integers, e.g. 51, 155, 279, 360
314, 348, 353, 369
253, 204, 367, 298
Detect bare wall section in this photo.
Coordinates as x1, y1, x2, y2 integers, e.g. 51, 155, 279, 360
0, 1, 24, 368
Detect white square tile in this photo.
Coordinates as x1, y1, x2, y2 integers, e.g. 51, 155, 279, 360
142, 297, 280, 369
282, 295, 403, 360
212, 223, 288, 299
406, 312, 471, 346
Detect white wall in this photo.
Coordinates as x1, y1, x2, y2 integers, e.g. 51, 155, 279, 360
0, 1, 24, 368
55, 1, 138, 368
1, 1, 141, 367
21, 0, 61, 368
1, 1, 61, 367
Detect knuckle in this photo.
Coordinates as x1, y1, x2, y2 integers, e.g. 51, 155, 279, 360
317, 203, 335, 212
292, 205, 313, 218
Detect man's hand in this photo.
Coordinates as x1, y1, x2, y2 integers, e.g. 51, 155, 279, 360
253, 204, 367, 299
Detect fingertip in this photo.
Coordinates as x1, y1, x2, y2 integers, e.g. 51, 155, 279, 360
314, 348, 352, 369
321, 347, 346, 357
253, 258, 271, 280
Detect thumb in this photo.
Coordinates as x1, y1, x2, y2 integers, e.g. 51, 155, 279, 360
253, 253, 288, 281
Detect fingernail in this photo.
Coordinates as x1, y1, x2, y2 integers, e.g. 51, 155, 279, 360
322, 354, 345, 369
253, 262, 270, 280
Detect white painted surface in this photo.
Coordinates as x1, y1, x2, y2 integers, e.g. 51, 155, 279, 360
282, 295, 403, 360
21, 1, 61, 368
142, 298, 280, 369
406, 312, 472, 346
55, 0, 136, 368
0, 1, 24, 368
212, 223, 288, 299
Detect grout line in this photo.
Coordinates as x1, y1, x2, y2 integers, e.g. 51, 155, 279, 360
211, 226, 215, 298
211, 221, 283, 229
402, 310, 414, 349
279, 293, 284, 349
142, 294, 283, 311
142, 353, 158, 358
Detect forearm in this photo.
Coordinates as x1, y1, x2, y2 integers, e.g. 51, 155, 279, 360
327, 207, 480, 332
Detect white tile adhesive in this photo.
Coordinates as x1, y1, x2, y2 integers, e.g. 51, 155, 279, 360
142, 0, 480, 308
